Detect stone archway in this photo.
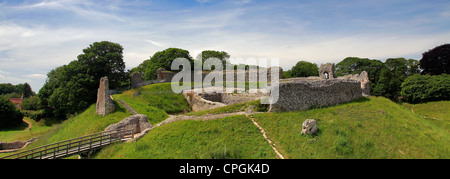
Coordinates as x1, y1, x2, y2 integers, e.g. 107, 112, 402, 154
319, 63, 335, 80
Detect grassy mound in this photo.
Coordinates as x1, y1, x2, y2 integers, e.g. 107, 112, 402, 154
93, 115, 277, 159
113, 83, 190, 124
251, 97, 449, 159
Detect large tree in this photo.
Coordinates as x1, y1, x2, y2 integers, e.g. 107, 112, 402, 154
372, 58, 420, 99
288, 61, 319, 77
77, 41, 126, 89
39, 41, 126, 119
131, 48, 194, 80
196, 50, 230, 70
419, 44, 450, 75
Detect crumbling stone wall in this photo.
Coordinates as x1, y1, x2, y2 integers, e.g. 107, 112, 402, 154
268, 79, 362, 112
183, 87, 268, 112
319, 63, 336, 80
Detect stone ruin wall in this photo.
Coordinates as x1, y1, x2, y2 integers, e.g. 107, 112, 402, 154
183, 88, 268, 112
129, 63, 368, 113
268, 79, 362, 112
130, 67, 283, 89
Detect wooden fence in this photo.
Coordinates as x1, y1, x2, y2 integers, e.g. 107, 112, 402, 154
0, 129, 134, 159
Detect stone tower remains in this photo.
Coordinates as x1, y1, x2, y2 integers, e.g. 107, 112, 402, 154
319, 63, 336, 80
96, 76, 115, 116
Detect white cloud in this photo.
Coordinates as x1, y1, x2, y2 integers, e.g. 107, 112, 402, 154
25, 74, 47, 78
145, 40, 167, 48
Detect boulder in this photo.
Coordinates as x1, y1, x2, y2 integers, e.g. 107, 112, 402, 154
301, 119, 318, 135
104, 114, 153, 134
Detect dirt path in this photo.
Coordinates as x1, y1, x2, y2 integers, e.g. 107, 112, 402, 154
23, 118, 32, 131
245, 114, 285, 159
411, 107, 440, 120
149, 111, 285, 159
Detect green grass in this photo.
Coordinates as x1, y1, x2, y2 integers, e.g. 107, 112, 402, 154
403, 101, 450, 131
251, 97, 449, 159
113, 83, 189, 124
3, 81, 448, 159
0, 117, 55, 143
93, 115, 277, 159
185, 100, 268, 116
0, 100, 133, 158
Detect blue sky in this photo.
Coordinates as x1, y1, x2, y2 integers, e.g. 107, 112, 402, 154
1, 0, 449, 92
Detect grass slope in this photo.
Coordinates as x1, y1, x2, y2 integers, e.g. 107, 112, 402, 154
252, 97, 449, 159
93, 115, 277, 159
0, 100, 132, 158
403, 101, 450, 132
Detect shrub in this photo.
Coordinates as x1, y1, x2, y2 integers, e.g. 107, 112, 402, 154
0, 96, 23, 129
401, 74, 450, 103
30, 110, 45, 121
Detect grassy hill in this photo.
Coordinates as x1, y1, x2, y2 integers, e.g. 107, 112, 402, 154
251, 97, 449, 159
2, 82, 448, 159
93, 115, 277, 159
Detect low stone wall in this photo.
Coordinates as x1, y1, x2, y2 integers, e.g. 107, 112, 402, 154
269, 79, 362, 112
0, 137, 39, 153
0, 141, 27, 150
184, 92, 227, 112
183, 87, 268, 112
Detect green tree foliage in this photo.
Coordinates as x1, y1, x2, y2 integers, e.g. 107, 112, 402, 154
196, 50, 230, 70
286, 61, 319, 78
401, 74, 450, 103
0, 83, 35, 98
0, 96, 23, 129
38, 41, 127, 119
20, 95, 40, 110
131, 48, 194, 80
77, 41, 126, 89
335, 57, 384, 90
419, 44, 450, 75
372, 58, 420, 99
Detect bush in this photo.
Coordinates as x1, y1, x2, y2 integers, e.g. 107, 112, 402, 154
28, 110, 45, 121
0, 96, 23, 129
401, 74, 450, 103
20, 95, 40, 110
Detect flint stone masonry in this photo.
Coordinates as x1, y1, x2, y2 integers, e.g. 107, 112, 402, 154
96, 76, 116, 116
130, 72, 144, 89
301, 119, 318, 135
319, 63, 336, 80
0, 137, 38, 152
268, 79, 362, 112
336, 70, 370, 97
104, 114, 153, 134
183, 87, 269, 112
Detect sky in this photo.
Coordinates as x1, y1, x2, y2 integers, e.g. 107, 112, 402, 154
0, 0, 449, 92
